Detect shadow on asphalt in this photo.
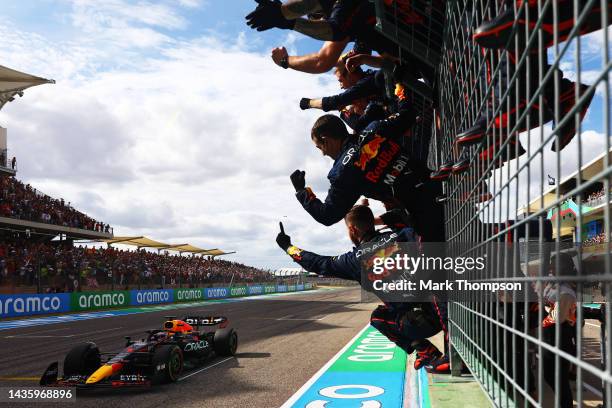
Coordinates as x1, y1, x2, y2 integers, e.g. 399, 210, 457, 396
73, 356, 271, 400
235, 352, 271, 359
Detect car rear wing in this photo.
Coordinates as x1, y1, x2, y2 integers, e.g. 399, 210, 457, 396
183, 316, 228, 328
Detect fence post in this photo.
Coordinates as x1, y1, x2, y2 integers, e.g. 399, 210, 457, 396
36, 254, 41, 294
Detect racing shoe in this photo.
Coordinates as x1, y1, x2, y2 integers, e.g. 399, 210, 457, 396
551, 81, 594, 152
459, 101, 553, 149
461, 181, 492, 204
414, 342, 443, 370
456, 117, 487, 147
473, 5, 519, 49
426, 355, 451, 374
475, 0, 612, 50
451, 148, 471, 174
431, 153, 455, 181
455, 99, 553, 147
479, 136, 526, 171
492, 97, 554, 133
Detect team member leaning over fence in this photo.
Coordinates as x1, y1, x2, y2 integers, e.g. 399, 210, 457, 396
299, 51, 388, 133
275, 205, 449, 372
469, 0, 599, 152
246, 0, 444, 86
290, 100, 445, 243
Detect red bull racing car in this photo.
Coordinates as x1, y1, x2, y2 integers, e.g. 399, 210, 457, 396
39, 315, 237, 388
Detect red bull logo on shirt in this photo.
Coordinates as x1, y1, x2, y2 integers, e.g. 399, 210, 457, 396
355, 135, 386, 171
364, 140, 401, 184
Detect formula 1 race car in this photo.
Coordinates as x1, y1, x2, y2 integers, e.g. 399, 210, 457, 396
39, 316, 237, 388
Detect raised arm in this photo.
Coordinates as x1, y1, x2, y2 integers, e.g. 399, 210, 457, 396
276, 222, 361, 280
290, 170, 361, 226
246, 0, 351, 41
271, 40, 349, 74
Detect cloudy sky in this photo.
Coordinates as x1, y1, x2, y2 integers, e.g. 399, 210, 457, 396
0, 0, 370, 269
0, 1, 609, 269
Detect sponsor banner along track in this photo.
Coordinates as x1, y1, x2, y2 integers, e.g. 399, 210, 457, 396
0, 293, 71, 318
0, 288, 324, 331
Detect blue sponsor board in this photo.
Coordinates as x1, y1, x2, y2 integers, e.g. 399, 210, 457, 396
0, 283, 318, 322
0, 293, 70, 318
0, 288, 324, 330
130, 289, 173, 305
296, 284, 305, 291
248, 285, 264, 295
205, 287, 229, 299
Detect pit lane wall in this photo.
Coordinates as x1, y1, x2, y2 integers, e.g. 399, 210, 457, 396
0, 283, 315, 318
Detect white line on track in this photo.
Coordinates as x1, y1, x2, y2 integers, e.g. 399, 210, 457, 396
255, 312, 328, 321
586, 322, 601, 328
177, 357, 234, 381
5, 326, 124, 338
280, 324, 370, 408
8, 326, 73, 335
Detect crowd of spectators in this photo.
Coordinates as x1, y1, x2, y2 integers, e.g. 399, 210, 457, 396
0, 176, 111, 233
583, 231, 608, 247
585, 189, 608, 207
0, 239, 272, 292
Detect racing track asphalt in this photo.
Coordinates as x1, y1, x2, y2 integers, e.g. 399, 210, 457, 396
0, 287, 375, 408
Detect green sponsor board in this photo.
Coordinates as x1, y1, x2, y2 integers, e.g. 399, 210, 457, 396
328, 327, 407, 372
174, 288, 205, 302
287, 285, 297, 291
305, 283, 313, 289
71, 291, 130, 311
230, 286, 248, 297
264, 285, 276, 293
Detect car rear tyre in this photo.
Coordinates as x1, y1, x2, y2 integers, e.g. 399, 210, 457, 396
214, 328, 238, 356
63, 342, 101, 377
152, 345, 183, 384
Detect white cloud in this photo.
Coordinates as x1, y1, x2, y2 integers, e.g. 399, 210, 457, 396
283, 32, 301, 55
0, 6, 363, 269
71, 0, 188, 31
177, 0, 205, 8
65, 0, 198, 50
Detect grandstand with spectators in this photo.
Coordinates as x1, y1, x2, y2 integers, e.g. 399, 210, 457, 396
0, 64, 278, 296
520, 149, 612, 248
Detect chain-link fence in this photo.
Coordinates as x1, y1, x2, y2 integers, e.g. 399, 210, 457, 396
376, 0, 610, 406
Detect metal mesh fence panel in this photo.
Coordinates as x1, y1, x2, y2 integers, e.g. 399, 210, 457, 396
376, 0, 611, 406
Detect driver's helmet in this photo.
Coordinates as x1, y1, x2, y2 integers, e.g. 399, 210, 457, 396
152, 331, 169, 341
